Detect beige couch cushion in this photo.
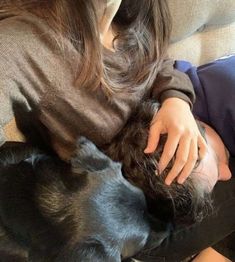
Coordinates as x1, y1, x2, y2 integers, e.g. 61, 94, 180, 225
168, 0, 235, 65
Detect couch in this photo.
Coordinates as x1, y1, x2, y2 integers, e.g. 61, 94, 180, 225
168, 0, 235, 66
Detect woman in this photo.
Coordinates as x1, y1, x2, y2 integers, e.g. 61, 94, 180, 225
1, 0, 229, 261
0, 0, 206, 185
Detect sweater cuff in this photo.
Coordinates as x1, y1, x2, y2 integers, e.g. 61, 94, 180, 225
159, 90, 193, 109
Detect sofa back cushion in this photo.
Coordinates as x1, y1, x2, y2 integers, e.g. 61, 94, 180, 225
168, 0, 235, 65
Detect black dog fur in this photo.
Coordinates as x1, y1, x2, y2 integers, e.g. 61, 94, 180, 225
0, 138, 150, 262
0, 101, 212, 261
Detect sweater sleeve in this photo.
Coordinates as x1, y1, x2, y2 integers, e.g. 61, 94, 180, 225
151, 58, 195, 108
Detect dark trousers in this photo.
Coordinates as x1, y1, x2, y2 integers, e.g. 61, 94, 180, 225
134, 158, 235, 262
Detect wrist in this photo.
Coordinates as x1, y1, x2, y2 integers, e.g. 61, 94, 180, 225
162, 97, 190, 109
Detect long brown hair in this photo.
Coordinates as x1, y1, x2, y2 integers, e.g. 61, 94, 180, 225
1, 0, 172, 94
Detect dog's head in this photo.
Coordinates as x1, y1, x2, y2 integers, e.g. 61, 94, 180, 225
103, 101, 213, 225
28, 137, 150, 261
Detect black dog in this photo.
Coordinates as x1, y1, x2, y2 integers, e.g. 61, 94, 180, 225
0, 101, 212, 261
0, 138, 153, 262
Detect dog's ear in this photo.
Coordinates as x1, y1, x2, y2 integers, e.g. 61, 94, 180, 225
57, 240, 122, 262
72, 136, 122, 173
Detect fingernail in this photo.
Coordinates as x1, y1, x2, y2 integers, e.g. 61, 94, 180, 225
178, 178, 185, 184
144, 148, 150, 154
165, 179, 171, 186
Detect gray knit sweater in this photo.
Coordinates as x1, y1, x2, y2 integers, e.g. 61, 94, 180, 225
0, 12, 195, 157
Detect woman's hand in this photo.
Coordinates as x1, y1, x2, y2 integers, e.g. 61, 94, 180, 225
144, 97, 207, 185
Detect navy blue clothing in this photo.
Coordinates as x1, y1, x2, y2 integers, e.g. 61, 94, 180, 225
175, 56, 235, 157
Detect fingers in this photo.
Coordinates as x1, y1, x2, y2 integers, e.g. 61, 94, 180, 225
176, 139, 198, 184
164, 135, 192, 185
144, 121, 162, 154
164, 136, 203, 185
158, 131, 181, 174
144, 110, 207, 186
